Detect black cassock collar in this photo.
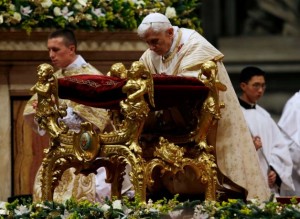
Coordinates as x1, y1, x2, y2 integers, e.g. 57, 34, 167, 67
238, 97, 256, 109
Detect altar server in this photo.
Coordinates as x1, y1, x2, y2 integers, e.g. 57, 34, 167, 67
238, 66, 294, 196
278, 91, 300, 195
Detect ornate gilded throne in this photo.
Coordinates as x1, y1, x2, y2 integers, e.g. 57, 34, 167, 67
33, 60, 231, 202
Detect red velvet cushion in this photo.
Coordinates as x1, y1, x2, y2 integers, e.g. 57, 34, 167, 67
58, 74, 209, 109
58, 75, 126, 109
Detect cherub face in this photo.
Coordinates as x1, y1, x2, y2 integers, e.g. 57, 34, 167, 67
109, 63, 127, 78
201, 61, 217, 78
128, 61, 144, 79
37, 64, 53, 81
115, 64, 126, 73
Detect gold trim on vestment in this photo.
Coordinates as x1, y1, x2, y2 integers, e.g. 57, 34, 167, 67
184, 55, 224, 72
162, 30, 183, 63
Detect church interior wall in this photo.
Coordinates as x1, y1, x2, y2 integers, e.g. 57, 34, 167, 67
202, 0, 300, 121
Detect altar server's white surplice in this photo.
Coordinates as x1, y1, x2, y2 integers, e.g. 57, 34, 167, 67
278, 91, 300, 195
241, 104, 294, 195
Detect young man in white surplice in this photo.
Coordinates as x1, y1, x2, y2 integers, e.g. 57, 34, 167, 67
238, 66, 294, 196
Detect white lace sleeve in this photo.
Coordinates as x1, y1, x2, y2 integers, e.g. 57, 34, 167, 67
59, 107, 83, 132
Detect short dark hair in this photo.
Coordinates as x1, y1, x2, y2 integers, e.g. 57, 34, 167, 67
48, 29, 77, 49
239, 66, 266, 83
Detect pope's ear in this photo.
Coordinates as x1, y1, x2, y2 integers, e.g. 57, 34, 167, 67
167, 28, 174, 37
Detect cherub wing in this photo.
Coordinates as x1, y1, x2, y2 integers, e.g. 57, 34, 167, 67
145, 69, 155, 108
50, 74, 59, 108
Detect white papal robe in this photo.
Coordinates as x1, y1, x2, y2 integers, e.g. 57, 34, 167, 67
240, 102, 294, 195
140, 26, 270, 200
278, 91, 300, 195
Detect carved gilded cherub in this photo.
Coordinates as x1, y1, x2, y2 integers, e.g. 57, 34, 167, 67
107, 63, 128, 128
122, 61, 154, 107
196, 61, 227, 151
107, 62, 127, 79
30, 63, 68, 139
30, 63, 58, 111
119, 61, 155, 153
200, 61, 227, 94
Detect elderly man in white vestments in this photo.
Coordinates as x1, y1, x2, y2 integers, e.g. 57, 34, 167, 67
238, 66, 294, 196
137, 12, 270, 200
278, 91, 300, 196
23, 29, 131, 203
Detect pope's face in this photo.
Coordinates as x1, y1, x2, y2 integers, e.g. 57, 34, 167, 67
47, 37, 76, 69
143, 28, 174, 56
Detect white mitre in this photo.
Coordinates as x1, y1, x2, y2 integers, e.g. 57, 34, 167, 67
141, 12, 171, 24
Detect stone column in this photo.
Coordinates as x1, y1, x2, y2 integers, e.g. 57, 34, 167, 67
0, 68, 11, 201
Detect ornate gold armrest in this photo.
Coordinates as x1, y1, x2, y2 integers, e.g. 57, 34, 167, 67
32, 64, 102, 201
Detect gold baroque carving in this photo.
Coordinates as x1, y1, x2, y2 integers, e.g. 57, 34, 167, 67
33, 60, 225, 202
